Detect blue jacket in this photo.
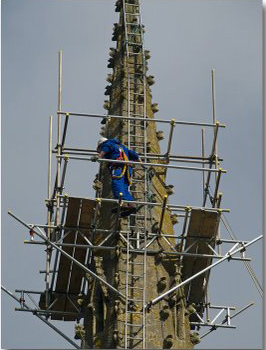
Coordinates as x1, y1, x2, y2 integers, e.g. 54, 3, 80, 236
99, 138, 139, 162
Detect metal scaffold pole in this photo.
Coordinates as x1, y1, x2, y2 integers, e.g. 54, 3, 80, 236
57, 110, 226, 128
8, 210, 126, 300
1, 286, 80, 349
56, 50, 63, 230
6, 3, 261, 347
146, 234, 262, 309
201, 128, 206, 202
57, 154, 227, 174
45, 115, 53, 308
211, 69, 221, 254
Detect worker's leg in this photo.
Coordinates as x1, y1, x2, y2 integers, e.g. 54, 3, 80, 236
111, 177, 126, 199
118, 177, 137, 217
111, 167, 125, 199
111, 177, 134, 201
111, 176, 136, 216
122, 176, 134, 201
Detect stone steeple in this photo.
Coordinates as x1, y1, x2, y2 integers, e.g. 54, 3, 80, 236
82, 1, 195, 348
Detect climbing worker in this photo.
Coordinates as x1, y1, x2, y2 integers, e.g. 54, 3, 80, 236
93, 137, 141, 217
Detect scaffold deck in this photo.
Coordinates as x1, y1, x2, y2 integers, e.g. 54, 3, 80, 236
182, 209, 220, 306
51, 197, 95, 320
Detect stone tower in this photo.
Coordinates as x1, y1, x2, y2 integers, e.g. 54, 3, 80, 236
82, 1, 194, 348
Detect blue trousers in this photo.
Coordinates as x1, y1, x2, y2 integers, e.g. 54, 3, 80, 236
111, 167, 134, 201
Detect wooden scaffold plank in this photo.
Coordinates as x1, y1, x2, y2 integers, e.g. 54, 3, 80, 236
182, 209, 220, 306
51, 197, 96, 320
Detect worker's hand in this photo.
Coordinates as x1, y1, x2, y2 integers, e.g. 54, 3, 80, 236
90, 155, 99, 162
138, 157, 148, 170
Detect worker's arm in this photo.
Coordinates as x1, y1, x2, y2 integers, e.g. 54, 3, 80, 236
99, 150, 106, 159
91, 150, 105, 162
128, 150, 147, 169
128, 149, 140, 161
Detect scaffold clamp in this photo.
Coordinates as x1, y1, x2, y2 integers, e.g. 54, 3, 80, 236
29, 229, 35, 241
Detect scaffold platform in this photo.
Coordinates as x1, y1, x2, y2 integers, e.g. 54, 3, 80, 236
45, 197, 96, 320
182, 209, 221, 306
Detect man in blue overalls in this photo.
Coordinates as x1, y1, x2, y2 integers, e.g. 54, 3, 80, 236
96, 137, 141, 216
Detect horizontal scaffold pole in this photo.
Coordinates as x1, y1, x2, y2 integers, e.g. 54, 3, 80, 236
208, 304, 235, 310
1, 286, 80, 349
58, 194, 231, 213
8, 210, 126, 301
61, 148, 224, 164
15, 308, 82, 317
200, 302, 254, 339
56, 155, 227, 174
23, 240, 251, 261
145, 234, 262, 309
57, 111, 226, 128
24, 226, 249, 244
60, 150, 214, 165
190, 322, 236, 329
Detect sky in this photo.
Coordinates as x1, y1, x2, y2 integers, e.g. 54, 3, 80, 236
1, 0, 263, 349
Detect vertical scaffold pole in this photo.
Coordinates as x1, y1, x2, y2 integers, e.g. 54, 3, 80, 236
202, 122, 219, 207
56, 51, 63, 229
58, 50, 63, 113
48, 116, 53, 206
158, 195, 168, 236
211, 69, 221, 254
45, 116, 53, 308
164, 119, 176, 177
211, 70, 219, 180
201, 128, 205, 202
166, 119, 176, 157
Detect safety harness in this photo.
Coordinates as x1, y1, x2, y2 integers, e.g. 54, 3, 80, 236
111, 147, 132, 185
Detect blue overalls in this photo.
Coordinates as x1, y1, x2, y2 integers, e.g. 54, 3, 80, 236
99, 139, 139, 201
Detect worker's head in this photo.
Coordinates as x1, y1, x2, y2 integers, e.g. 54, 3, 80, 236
97, 137, 108, 152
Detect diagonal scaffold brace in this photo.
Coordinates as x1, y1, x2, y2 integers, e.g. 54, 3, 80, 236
145, 234, 262, 311
8, 210, 126, 301
1, 286, 81, 349
200, 301, 255, 339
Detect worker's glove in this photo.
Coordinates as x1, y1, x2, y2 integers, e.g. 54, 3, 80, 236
90, 155, 99, 162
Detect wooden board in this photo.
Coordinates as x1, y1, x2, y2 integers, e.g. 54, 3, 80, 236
182, 209, 220, 306
50, 197, 96, 320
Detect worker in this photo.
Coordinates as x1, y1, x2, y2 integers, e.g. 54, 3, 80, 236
94, 137, 141, 216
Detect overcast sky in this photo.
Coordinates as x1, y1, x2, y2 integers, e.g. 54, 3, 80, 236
2, 1, 263, 349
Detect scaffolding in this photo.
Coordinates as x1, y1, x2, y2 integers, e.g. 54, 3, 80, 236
5, 74, 262, 346
3, 1, 262, 348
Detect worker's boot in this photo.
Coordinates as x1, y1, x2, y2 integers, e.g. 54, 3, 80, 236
120, 206, 137, 217
111, 205, 133, 215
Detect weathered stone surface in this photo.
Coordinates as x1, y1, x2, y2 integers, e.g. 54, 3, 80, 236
82, 1, 194, 349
